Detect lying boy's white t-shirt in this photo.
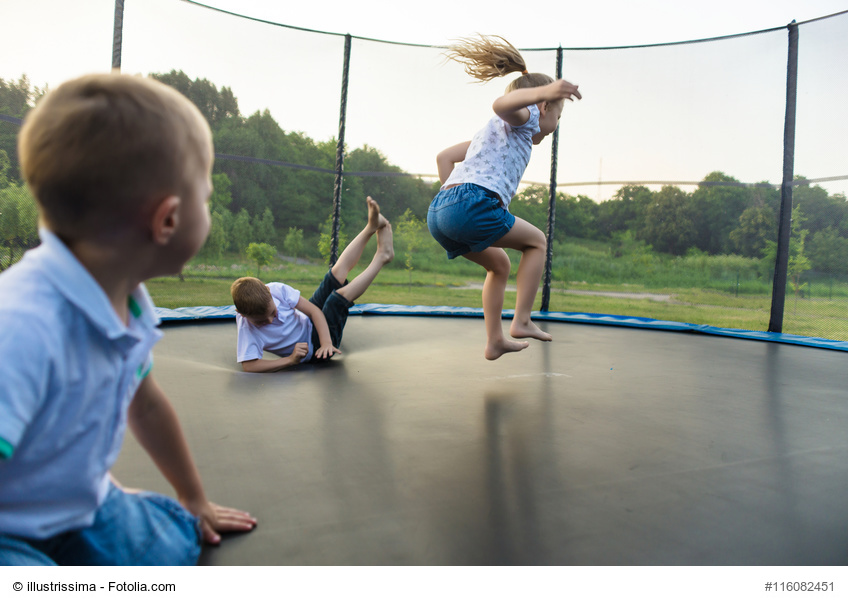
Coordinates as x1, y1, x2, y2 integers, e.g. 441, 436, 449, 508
235, 282, 315, 363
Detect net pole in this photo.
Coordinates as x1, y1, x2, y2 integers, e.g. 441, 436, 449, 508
330, 34, 352, 266
540, 47, 563, 312
111, 0, 125, 71
768, 21, 799, 333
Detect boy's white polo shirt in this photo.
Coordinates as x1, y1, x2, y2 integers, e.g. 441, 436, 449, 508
0, 229, 162, 539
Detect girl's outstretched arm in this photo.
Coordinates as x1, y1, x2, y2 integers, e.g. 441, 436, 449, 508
493, 79, 581, 126
437, 141, 471, 184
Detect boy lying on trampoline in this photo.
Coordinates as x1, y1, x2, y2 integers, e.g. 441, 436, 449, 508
231, 197, 394, 372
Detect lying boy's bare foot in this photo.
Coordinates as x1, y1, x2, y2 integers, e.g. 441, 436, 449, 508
485, 338, 529, 361
366, 196, 389, 232
510, 320, 552, 342
376, 222, 395, 264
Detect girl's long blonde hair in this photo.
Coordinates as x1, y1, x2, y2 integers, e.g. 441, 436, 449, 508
445, 34, 553, 92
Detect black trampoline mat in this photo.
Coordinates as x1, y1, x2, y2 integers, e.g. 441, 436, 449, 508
111, 316, 848, 565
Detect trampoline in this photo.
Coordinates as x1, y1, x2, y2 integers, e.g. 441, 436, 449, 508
111, 311, 848, 566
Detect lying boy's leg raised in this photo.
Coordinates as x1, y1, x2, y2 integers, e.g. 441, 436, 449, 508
331, 196, 388, 285
336, 222, 394, 304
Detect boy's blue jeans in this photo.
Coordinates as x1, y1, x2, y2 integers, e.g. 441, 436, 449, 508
0, 484, 201, 565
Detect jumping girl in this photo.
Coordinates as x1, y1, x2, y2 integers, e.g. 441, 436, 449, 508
427, 34, 582, 360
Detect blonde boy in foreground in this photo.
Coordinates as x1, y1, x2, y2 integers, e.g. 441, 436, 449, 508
0, 73, 256, 566
231, 197, 393, 372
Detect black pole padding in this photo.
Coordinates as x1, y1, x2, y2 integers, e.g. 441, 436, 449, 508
768, 21, 798, 333
330, 34, 352, 267
540, 47, 563, 313
111, 0, 125, 71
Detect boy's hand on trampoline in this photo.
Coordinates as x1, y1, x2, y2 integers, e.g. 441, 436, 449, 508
289, 342, 309, 364
314, 343, 341, 360
196, 501, 258, 545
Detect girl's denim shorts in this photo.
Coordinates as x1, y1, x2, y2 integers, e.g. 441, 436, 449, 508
427, 183, 516, 259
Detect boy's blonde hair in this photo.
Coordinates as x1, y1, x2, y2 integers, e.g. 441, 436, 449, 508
445, 34, 554, 92
231, 277, 273, 316
18, 72, 212, 239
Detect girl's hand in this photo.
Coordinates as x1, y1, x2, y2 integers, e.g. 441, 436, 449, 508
546, 79, 581, 102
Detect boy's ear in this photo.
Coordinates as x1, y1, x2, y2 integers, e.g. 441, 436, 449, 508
150, 195, 180, 245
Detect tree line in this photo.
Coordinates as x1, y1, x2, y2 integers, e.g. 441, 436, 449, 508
2, 72, 847, 274
511, 177, 848, 274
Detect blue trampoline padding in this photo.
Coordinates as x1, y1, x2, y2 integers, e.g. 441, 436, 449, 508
154, 304, 848, 352
155, 305, 238, 321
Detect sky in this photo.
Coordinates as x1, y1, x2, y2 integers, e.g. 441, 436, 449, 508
3, 0, 847, 200
198, 0, 846, 48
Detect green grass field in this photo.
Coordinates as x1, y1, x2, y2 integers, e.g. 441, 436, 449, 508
146, 256, 848, 342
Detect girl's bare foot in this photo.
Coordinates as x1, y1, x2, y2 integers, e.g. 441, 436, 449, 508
485, 338, 529, 360
366, 196, 388, 232
510, 319, 552, 342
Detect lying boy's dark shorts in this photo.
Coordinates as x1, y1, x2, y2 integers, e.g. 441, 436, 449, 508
308, 271, 353, 360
